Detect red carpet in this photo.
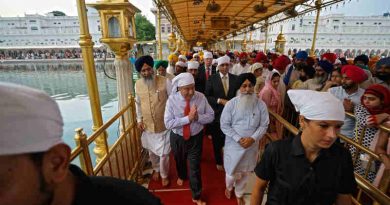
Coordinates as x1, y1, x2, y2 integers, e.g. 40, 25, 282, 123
149, 136, 237, 205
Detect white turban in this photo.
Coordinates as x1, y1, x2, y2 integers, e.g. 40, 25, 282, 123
171, 73, 195, 93
217, 55, 230, 67
204, 51, 213, 59
287, 90, 345, 121
212, 59, 218, 65
188, 61, 199, 69
179, 55, 187, 62
193, 53, 199, 58
0, 82, 64, 155
175, 61, 187, 68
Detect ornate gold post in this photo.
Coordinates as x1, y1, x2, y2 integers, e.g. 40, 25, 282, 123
87, 0, 140, 162
263, 18, 269, 52
242, 35, 247, 52
232, 35, 235, 50
168, 31, 177, 53
157, 7, 163, 59
310, 0, 322, 57
274, 25, 287, 54
76, 0, 106, 162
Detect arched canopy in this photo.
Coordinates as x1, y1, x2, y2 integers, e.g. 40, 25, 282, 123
156, 0, 341, 43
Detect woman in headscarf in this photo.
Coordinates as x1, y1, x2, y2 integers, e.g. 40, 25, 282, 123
251, 90, 357, 205
250, 63, 266, 94
351, 84, 390, 183
258, 69, 283, 139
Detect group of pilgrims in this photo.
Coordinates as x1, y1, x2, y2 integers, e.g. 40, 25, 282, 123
1, 49, 389, 205
134, 49, 390, 205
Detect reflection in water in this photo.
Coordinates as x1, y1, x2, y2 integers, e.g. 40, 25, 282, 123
0, 61, 120, 149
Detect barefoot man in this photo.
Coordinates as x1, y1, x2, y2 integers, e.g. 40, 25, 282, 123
220, 73, 269, 205
164, 73, 214, 205
135, 55, 172, 187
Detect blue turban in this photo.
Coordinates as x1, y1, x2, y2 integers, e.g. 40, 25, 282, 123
295, 51, 308, 61
318, 60, 333, 74
237, 73, 256, 86
376, 57, 390, 70
135, 55, 154, 72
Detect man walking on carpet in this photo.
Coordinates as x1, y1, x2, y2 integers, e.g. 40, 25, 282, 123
220, 73, 269, 205
135, 55, 172, 187
205, 55, 238, 171
164, 73, 214, 205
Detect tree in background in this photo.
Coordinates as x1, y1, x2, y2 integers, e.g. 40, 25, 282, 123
49, 11, 66, 16
135, 13, 156, 41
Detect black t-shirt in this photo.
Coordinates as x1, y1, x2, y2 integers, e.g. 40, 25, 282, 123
70, 165, 161, 205
254, 135, 357, 205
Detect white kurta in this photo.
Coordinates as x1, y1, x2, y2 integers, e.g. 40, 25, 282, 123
220, 96, 269, 175
141, 130, 171, 156
231, 63, 250, 75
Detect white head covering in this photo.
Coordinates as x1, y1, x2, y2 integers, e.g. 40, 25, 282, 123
204, 51, 213, 59
193, 53, 199, 58
179, 55, 187, 62
217, 55, 230, 67
250, 63, 263, 73
212, 59, 218, 65
171, 73, 195, 93
287, 90, 345, 121
188, 61, 199, 69
0, 82, 64, 155
175, 61, 187, 68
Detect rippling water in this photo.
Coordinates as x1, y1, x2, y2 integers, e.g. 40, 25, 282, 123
0, 61, 124, 150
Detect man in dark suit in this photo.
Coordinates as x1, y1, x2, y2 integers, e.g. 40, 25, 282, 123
201, 51, 217, 81
205, 55, 238, 171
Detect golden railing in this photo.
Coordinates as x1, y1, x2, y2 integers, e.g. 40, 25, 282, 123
70, 94, 147, 181
269, 109, 390, 205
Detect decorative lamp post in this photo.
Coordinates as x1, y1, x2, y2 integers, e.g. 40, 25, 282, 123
87, 0, 140, 131
274, 25, 286, 54
168, 32, 177, 52
177, 37, 184, 52
242, 35, 247, 52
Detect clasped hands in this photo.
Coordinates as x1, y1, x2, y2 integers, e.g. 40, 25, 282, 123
188, 105, 198, 122
239, 137, 255, 149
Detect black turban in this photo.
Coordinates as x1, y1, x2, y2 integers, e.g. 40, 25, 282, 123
354, 54, 369, 65
237, 73, 256, 87
135, 55, 154, 72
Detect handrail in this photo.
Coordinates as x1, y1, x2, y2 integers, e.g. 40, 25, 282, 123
70, 94, 145, 182
355, 174, 390, 205
269, 109, 390, 205
346, 111, 390, 132
86, 102, 133, 144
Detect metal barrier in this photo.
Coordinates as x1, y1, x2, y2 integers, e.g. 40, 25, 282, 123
269, 109, 390, 205
70, 94, 146, 182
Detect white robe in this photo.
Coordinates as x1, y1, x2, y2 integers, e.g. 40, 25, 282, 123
141, 130, 171, 156
220, 96, 269, 175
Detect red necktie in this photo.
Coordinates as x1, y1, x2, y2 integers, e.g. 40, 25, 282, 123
183, 99, 191, 140
206, 68, 210, 80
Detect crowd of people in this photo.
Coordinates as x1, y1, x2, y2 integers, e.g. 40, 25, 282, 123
0, 48, 389, 205
0, 48, 115, 60
134, 49, 389, 205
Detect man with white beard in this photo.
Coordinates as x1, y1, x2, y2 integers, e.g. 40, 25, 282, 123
297, 60, 333, 91
220, 73, 269, 205
134, 55, 172, 187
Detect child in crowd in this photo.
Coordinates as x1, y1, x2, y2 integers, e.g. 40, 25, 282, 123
351, 84, 390, 182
